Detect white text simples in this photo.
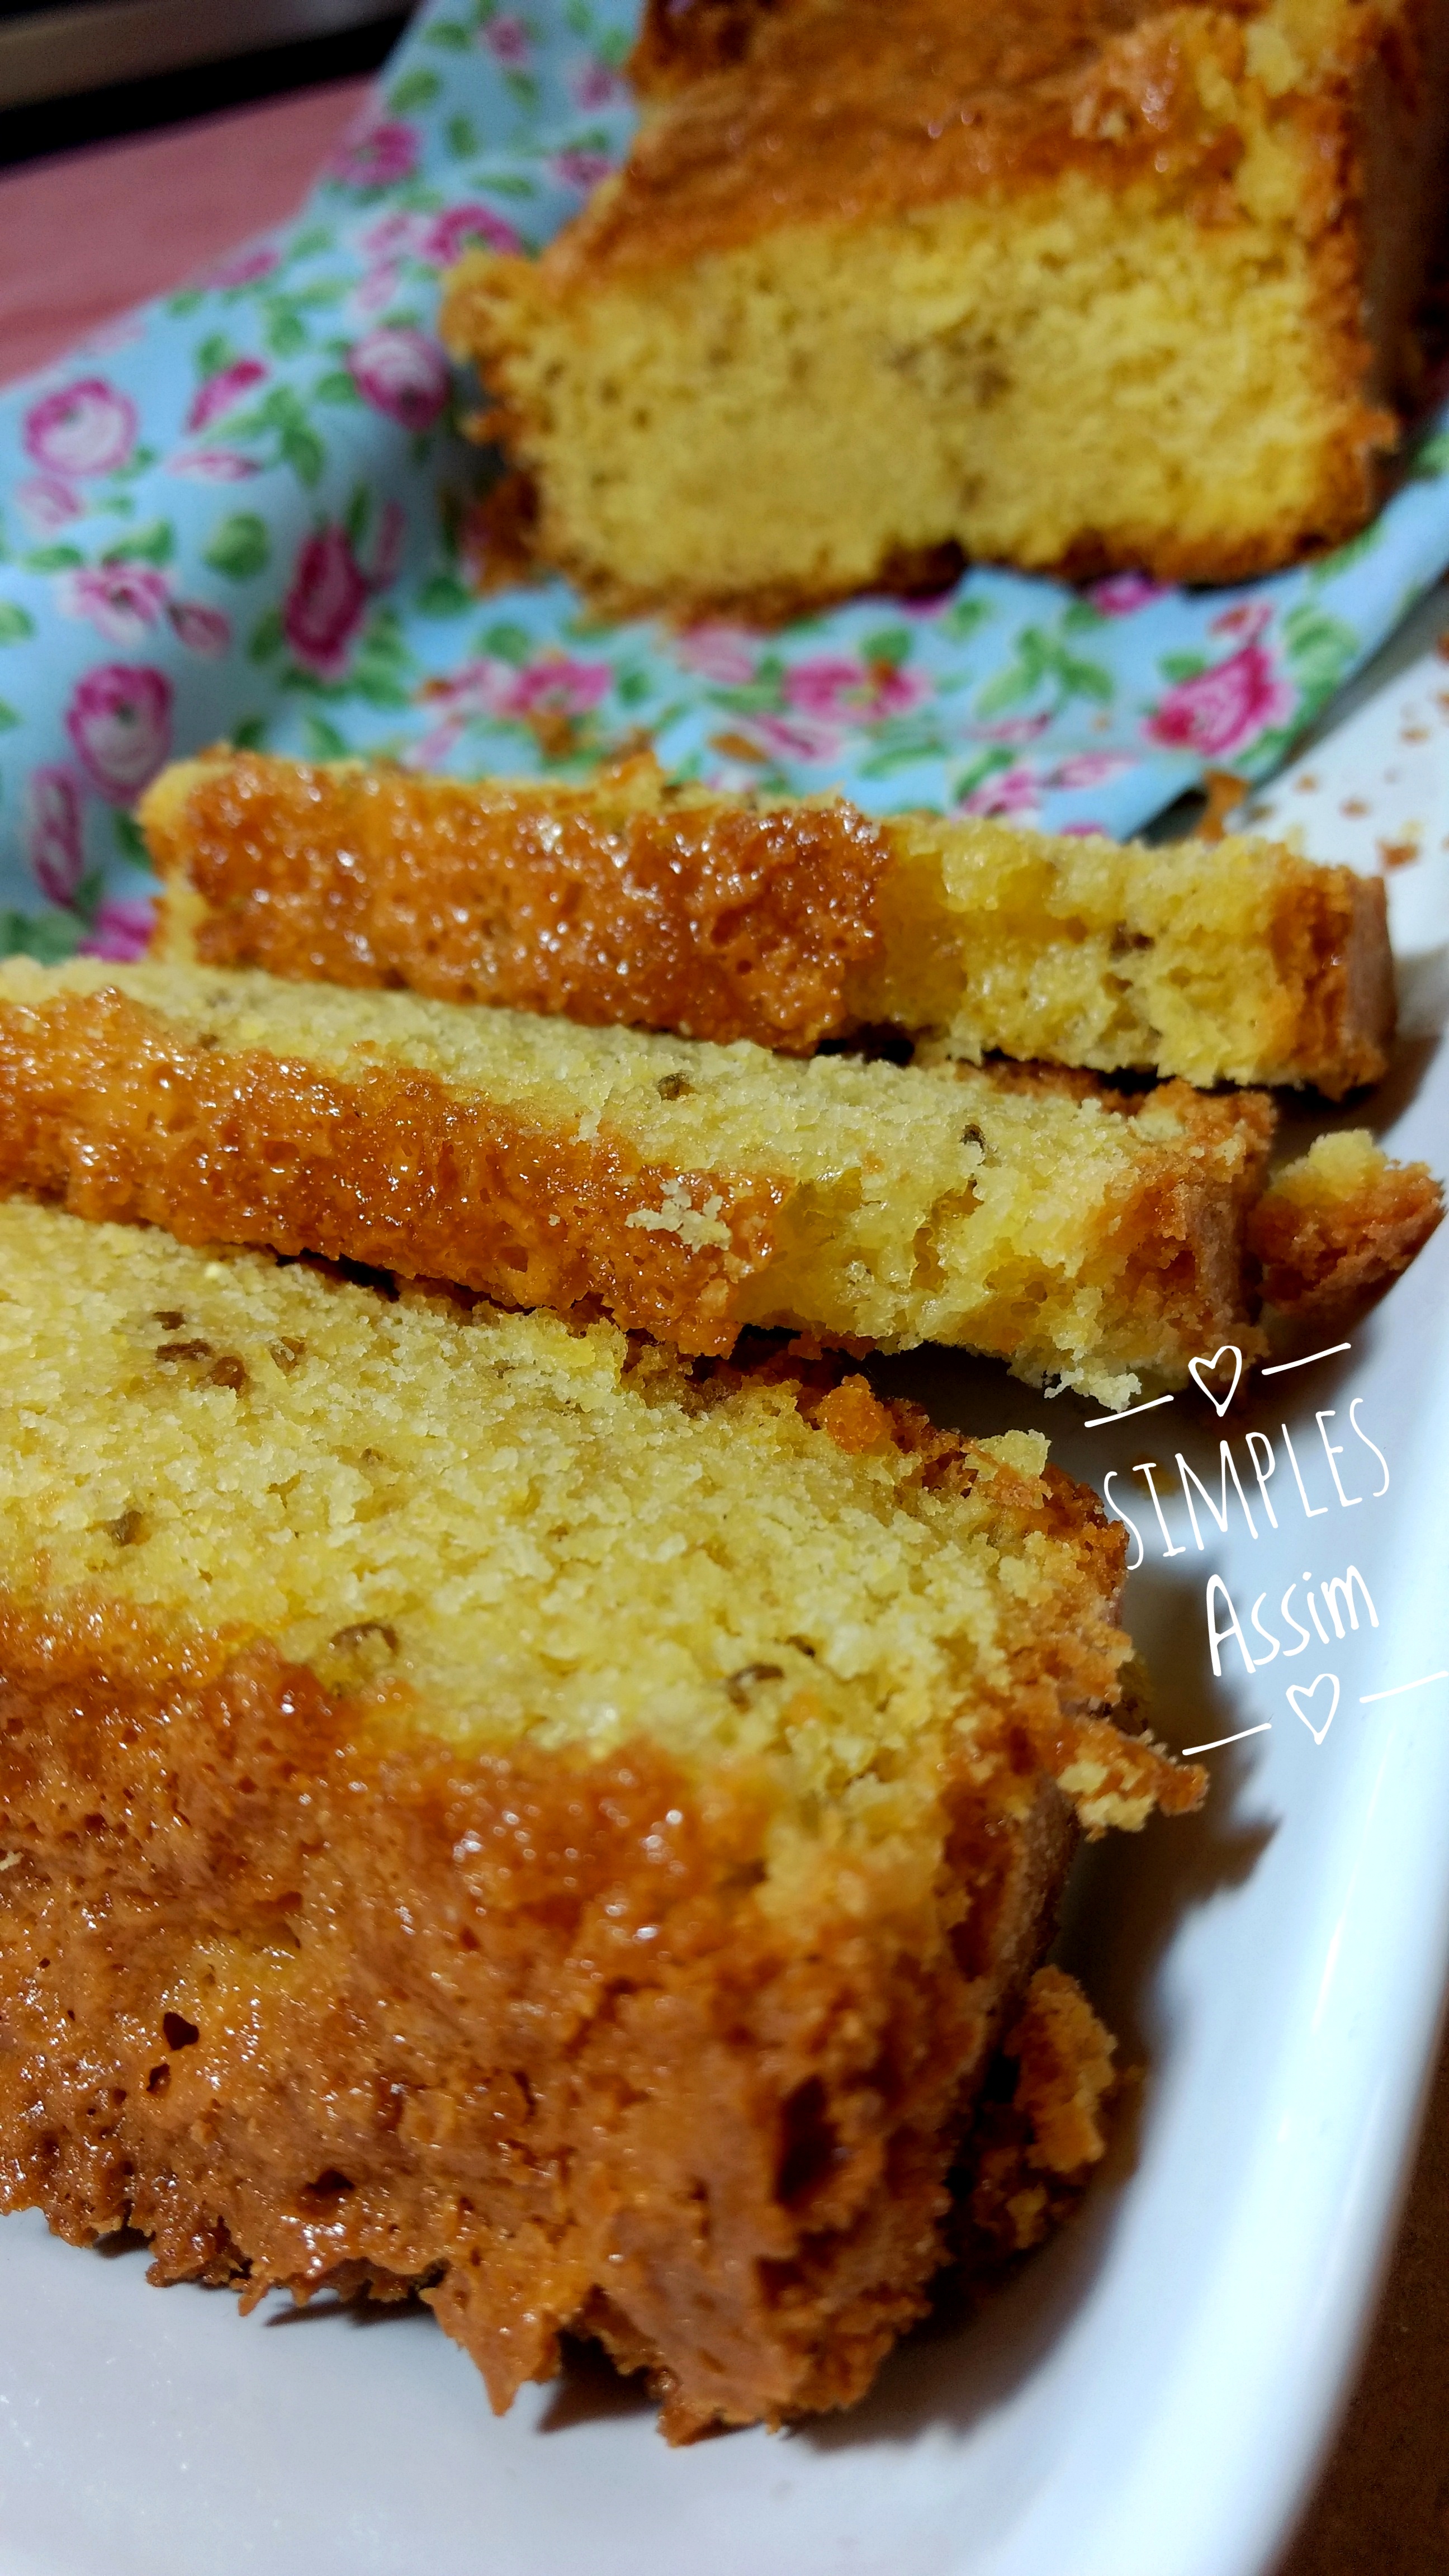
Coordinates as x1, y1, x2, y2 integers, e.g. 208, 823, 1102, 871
1102, 1400, 1389, 1571
1103, 1399, 1391, 1693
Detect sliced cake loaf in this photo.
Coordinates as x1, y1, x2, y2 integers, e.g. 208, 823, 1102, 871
0, 1199, 1199, 2436
442, 0, 1449, 613
0, 955, 1276, 1405
141, 749, 1394, 1095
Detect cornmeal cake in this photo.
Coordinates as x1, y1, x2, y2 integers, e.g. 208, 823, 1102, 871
1248, 1128, 1443, 1317
0, 955, 1277, 1404
442, 0, 1449, 614
142, 749, 1394, 1096
0, 1199, 1200, 2436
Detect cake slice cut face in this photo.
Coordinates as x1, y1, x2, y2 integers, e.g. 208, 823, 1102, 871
442, 0, 1449, 612
0, 955, 1276, 1405
143, 749, 1395, 1096
0, 1200, 1199, 2436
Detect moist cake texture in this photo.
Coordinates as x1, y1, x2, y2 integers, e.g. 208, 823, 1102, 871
143, 750, 891, 1063
442, 0, 1449, 614
143, 749, 1395, 1096
0, 954, 1276, 1404
0, 1200, 1196, 2435
1247, 1127, 1444, 1317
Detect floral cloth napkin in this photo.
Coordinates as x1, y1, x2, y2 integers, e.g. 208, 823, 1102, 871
2, 0, 1448, 963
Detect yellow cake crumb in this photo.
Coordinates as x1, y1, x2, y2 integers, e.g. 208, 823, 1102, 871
0, 954, 1275, 1403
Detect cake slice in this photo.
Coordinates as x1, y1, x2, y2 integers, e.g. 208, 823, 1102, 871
0, 955, 1276, 1405
141, 748, 1394, 1096
441, 0, 1449, 614
0, 1197, 1199, 2437
1248, 1128, 1444, 1319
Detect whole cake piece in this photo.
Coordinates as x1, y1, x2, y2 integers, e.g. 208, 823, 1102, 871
142, 749, 1395, 1096
0, 1199, 1200, 2437
442, 0, 1449, 615
0, 954, 1277, 1404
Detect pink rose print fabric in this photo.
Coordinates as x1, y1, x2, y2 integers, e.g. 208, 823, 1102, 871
79, 896, 155, 960
1145, 608, 1295, 760
349, 328, 451, 430
23, 379, 137, 479
329, 119, 420, 191
15, 475, 84, 536
64, 665, 173, 802
56, 564, 171, 646
186, 359, 268, 434
200, 245, 282, 292
283, 526, 374, 679
1, 0, 1448, 960
485, 15, 532, 65
1148, 645, 1293, 760
24, 766, 85, 906
167, 600, 232, 658
420, 205, 523, 265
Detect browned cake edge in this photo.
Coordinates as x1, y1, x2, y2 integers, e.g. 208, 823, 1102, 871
958, 1963, 1122, 2263
628, 0, 787, 93
1280, 870, 1395, 1098
0, 981, 1273, 1379
0, 1597, 1060, 2443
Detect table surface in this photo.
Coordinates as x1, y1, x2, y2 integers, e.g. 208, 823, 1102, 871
0, 80, 1445, 2576
0, 78, 370, 387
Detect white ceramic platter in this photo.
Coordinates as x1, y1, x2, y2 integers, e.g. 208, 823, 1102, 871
3, 638, 1448, 2575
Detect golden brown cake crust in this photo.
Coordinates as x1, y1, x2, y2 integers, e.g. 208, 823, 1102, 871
0, 984, 787, 1358
0, 1568, 1190, 2437
628, 0, 787, 91
142, 750, 891, 1054
561, 0, 1249, 280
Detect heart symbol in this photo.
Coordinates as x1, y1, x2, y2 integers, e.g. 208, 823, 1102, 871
1189, 1344, 1243, 1418
1287, 1673, 1339, 1744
